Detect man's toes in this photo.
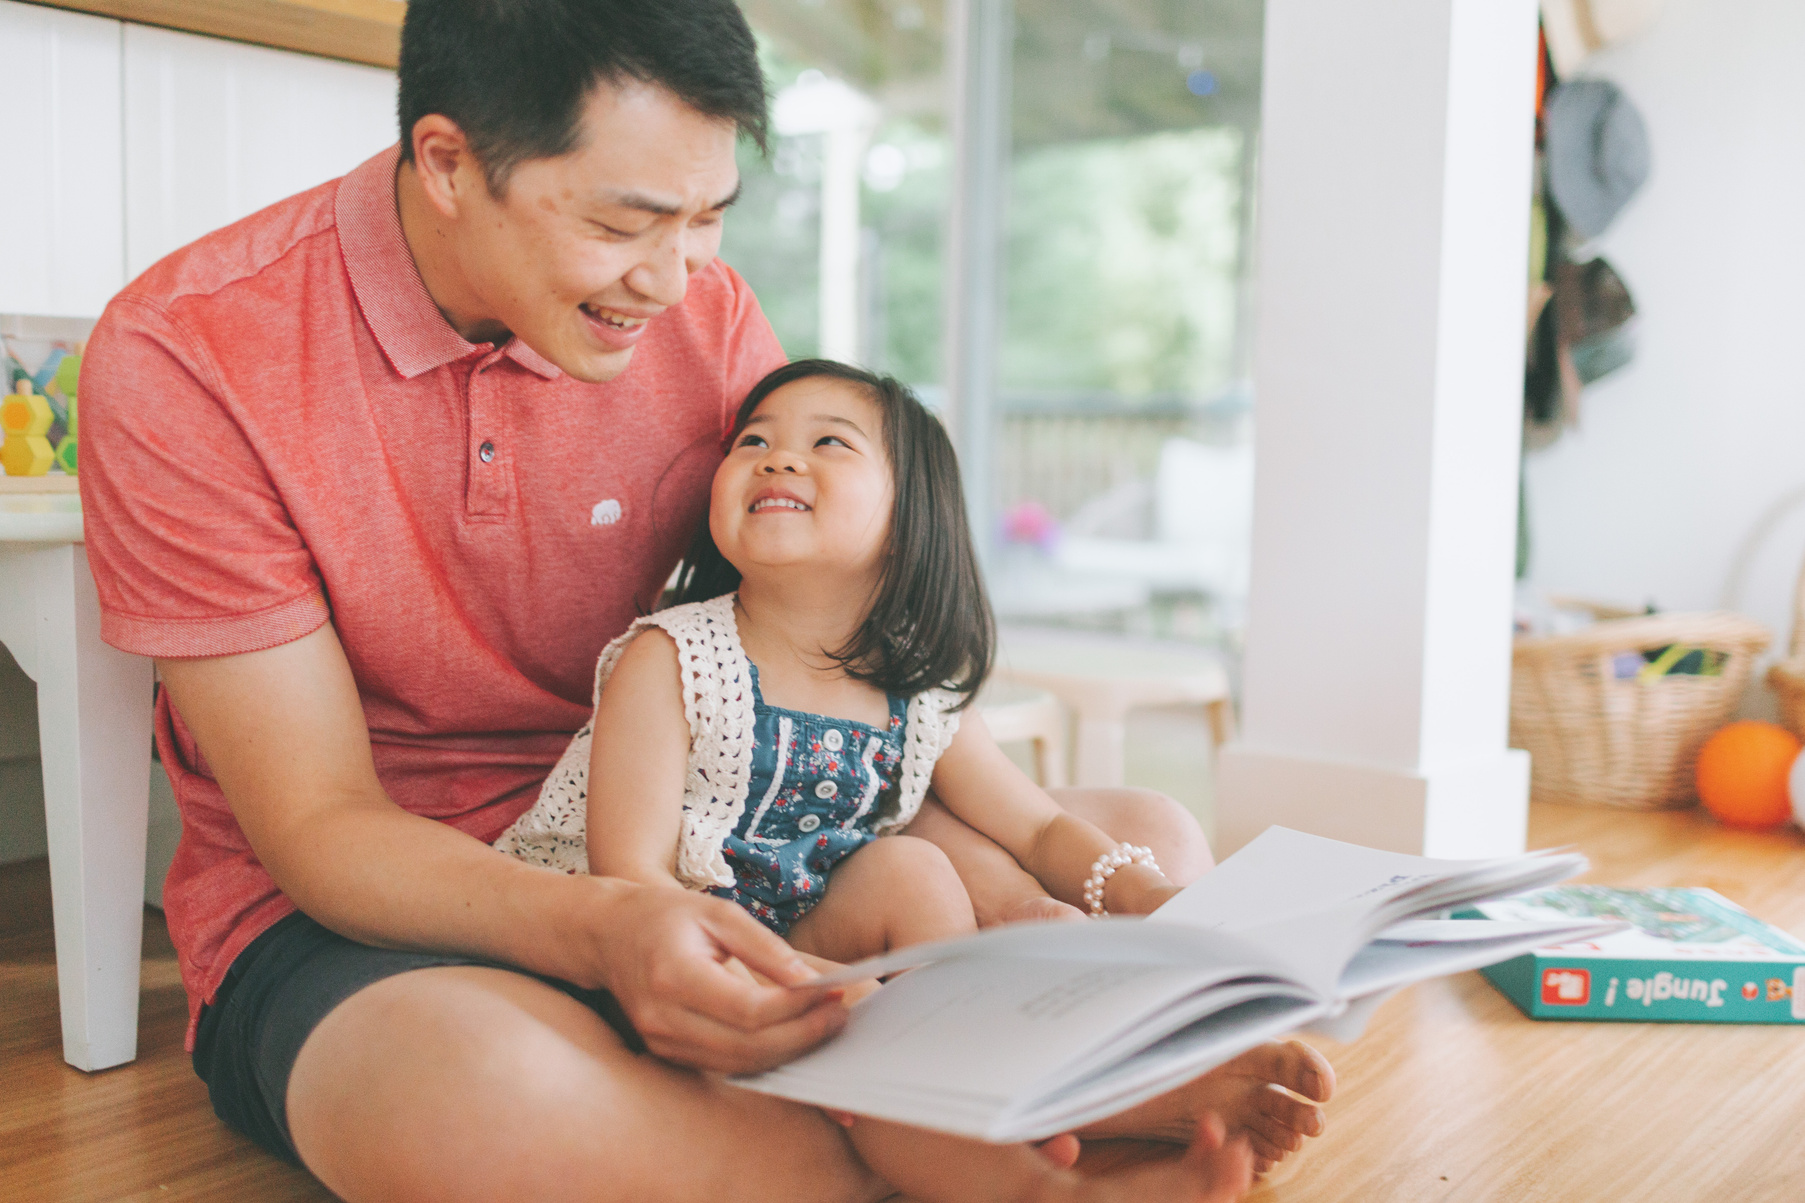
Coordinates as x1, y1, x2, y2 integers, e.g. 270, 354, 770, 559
1247, 1112, 1305, 1154
1213, 1039, 1334, 1103
1251, 1085, 1325, 1139
1283, 1039, 1335, 1101
1248, 1131, 1288, 1168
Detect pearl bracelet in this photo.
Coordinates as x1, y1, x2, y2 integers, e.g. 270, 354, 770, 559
1081, 843, 1159, 917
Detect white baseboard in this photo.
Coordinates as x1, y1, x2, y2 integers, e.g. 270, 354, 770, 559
1215, 744, 1529, 859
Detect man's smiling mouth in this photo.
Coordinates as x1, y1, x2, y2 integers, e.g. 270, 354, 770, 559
580, 303, 648, 330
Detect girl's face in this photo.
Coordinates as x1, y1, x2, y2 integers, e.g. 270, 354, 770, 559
709, 378, 894, 589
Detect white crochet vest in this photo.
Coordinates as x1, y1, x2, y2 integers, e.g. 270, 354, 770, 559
493, 593, 962, 889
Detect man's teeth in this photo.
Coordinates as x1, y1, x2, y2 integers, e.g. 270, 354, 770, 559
752, 498, 810, 512
582, 305, 647, 330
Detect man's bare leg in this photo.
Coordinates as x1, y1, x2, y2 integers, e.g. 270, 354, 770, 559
905, 790, 1334, 1174
286, 966, 887, 1203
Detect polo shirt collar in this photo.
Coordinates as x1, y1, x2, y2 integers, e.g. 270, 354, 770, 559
336, 145, 563, 381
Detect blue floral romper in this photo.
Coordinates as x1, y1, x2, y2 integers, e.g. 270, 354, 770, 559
709, 663, 909, 935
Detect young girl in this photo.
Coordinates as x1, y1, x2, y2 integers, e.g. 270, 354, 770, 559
496, 360, 1321, 1200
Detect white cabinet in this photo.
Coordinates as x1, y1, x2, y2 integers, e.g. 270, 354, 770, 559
0, 0, 124, 319
123, 24, 398, 279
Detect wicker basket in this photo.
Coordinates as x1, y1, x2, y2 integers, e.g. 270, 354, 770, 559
1766, 555, 1805, 740
1510, 604, 1771, 809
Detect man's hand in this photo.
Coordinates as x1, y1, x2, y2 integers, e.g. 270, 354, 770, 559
572, 879, 849, 1073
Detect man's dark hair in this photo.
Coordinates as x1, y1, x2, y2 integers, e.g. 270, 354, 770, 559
672, 360, 995, 707
398, 0, 768, 194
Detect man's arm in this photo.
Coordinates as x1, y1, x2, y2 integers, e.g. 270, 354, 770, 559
157, 623, 847, 1073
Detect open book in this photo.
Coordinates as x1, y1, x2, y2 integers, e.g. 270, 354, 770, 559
732, 827, 1622, 1142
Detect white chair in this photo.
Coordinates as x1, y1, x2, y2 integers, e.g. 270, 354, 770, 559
975, 680, 1068, 788
994, 626, 1234, 789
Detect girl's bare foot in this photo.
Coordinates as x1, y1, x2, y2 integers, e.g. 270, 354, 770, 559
1079, 1040, 1335, 1173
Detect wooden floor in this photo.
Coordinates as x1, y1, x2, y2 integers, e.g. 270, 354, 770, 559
0, 860, 329, 1202
4, 803, 1804, 1200
1252, 803, 1805, 1202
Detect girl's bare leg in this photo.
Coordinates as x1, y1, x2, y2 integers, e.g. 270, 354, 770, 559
785, 835, 977, 964
905, 789, 1334, 1174
285, 965, 887, 1203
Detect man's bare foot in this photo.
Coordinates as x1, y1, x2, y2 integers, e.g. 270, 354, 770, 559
1079, 1040, 1334, 1174
863, 1113, 1251, 1203
1076, 1114, 1253, 1202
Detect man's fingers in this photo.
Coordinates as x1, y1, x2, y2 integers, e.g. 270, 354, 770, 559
666, 943, 841, 1033
639, 993, 847, 1073
701, 904, 824, 989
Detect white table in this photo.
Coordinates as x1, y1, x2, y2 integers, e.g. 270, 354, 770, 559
995, 626, 1235, 788
0, 483, 155, 1071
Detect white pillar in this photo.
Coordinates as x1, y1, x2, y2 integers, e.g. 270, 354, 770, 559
941, 0, 1011, 553
818, 121, 873, 363
1216, 0, 1539, 858
773, 72, 880, 365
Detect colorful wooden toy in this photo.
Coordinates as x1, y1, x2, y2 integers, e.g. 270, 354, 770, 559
1, 379, 56, 476
53, 351, 81, 399
50, 351, 79, 472
1696, 720, 1801, 830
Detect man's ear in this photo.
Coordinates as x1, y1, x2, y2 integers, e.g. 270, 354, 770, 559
409, 114, 479, 220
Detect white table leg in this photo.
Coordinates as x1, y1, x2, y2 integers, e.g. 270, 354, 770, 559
1072, 706, 1129, 788
23, 544, 154, 1071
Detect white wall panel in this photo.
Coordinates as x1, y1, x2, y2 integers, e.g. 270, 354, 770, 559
124, 24, 396, 279
0, 0, 124, 318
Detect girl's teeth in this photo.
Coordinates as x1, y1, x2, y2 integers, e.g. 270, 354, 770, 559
753, 498, 808, 512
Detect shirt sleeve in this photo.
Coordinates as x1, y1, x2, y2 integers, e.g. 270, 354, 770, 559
79, 293, 330, 658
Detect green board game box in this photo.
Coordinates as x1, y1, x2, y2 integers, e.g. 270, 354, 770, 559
1459, 886, 1805, 1024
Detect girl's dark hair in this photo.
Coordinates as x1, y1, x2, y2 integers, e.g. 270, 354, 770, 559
673, 359, 994, 707
398, 0, 768, 195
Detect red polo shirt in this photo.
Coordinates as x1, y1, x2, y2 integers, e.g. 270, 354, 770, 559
79, 145, 786, 1046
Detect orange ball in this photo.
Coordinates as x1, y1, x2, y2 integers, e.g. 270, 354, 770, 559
1695, 720, 1802, 829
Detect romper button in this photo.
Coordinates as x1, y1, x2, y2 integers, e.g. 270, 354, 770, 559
479, 441, 495, 463
814, 780, 838, 799
823, 730, 845, 751
798, 814, 822, 833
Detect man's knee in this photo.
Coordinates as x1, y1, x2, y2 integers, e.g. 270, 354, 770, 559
1048, 785, 1214, 880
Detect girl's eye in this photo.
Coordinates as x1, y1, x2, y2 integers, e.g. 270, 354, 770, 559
736, 434, 768, 449
815, 435, 850, 449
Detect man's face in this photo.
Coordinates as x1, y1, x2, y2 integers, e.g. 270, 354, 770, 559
448, 81, 742, 383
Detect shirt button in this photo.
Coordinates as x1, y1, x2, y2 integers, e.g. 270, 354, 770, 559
823, 730, 845, 751
814, 780, 838, 799
797, 814, 822, 833
478, 441, 495, 463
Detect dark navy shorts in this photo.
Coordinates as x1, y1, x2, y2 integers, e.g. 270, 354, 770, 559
191, 910, 641, 1163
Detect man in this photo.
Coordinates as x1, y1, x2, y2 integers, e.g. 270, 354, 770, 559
81, 1, 1325, 1197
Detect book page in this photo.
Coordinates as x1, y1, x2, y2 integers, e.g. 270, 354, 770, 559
1152, 827, 1583, 938
735, 949, 1303, 1138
